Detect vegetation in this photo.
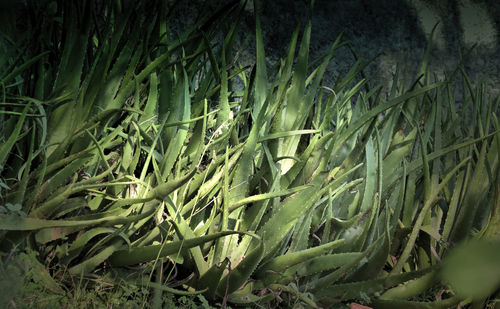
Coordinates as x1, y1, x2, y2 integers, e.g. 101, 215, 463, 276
1, 0, 499, 308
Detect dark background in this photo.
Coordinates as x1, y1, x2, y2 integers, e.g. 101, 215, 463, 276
172, 0, 500, 103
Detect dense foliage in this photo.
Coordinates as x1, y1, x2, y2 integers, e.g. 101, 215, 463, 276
1, 1, 499, 308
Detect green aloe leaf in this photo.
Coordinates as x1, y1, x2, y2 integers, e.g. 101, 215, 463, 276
441, 240, 500, 302
258, 239, 344, 276
1, 51, 49, 84
69, 239, 123, 275
296, 252, 363, 276
315, 266, 437, 301
229, 185, 311, 212
109, 231, 243, 267
0, 103, 30, 169
111, 168, 196, 208
196, 258, 230, 299
0, 205, 155, 231
60, 227, 116, 264
217, 238, 264, 296
450, 131, 499, 243
391, 156, 471, 275
380, 272, 439, 301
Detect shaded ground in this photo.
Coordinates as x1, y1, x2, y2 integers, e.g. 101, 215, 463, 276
173, 0, 500, 103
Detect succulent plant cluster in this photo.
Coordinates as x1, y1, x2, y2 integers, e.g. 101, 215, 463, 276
1, 1, 499, 308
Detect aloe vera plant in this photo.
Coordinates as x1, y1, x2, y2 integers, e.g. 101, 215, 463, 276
1, 1, 499, 308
